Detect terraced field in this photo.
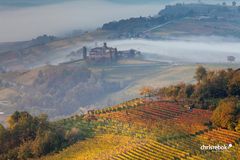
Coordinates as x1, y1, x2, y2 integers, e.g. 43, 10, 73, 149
174, 109, 212, 133
160, 128, 240, 159
41, 134, 146, 160
43, 99, 240, 160
95, 100, 240, 159
98, 101, 186, 121
97, 101, 211, 132
197, 128, 240, 144
111, 140, 204, 160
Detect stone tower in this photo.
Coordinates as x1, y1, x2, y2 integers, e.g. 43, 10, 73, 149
82, 46, 87, 60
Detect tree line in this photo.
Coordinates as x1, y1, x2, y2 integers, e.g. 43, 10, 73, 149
158, 66, 240, 103
156, 66, 240, 131
0, 112, 94, 160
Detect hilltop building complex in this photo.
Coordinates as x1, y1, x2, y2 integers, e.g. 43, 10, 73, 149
82, 43, 141, 63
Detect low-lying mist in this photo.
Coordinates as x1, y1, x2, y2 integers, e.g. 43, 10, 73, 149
107, 37, 240, 63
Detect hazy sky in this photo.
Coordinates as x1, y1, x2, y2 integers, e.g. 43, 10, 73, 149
0, 0, 235, 42
0, 0, 167, 42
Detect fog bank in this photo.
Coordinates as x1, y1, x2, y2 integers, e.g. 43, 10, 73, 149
108, 38, 240, 63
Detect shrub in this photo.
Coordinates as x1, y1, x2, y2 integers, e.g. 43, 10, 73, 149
32, 129, 65, 157
211, 97, 239, 130
184, 84, 194, 98
0, 124, 9, 153
17, 141, 34, 160
228, 72, 240, 96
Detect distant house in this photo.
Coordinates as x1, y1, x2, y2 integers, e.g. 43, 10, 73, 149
89, 43, 117, 61
79, 42, 141, 64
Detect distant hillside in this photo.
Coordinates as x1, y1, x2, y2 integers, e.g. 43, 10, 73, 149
102, 3, 240, 38
0, 35, 58, 69
0, 64, 122, 118
0, 30, 112, 72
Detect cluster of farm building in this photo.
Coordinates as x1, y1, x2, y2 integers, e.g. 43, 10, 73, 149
81, 43, 141, 62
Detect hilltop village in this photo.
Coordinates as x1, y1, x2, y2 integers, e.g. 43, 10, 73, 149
68, 43, 141, 64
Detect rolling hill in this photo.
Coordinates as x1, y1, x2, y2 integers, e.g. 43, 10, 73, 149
1, 64, 240, 159
1, 2, 240, 160
102, 3, 240, 38
0, 63, 124, 119
41, 98, 240, 160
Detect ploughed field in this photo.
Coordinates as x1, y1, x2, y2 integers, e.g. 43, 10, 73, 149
43, 98, 240, 160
